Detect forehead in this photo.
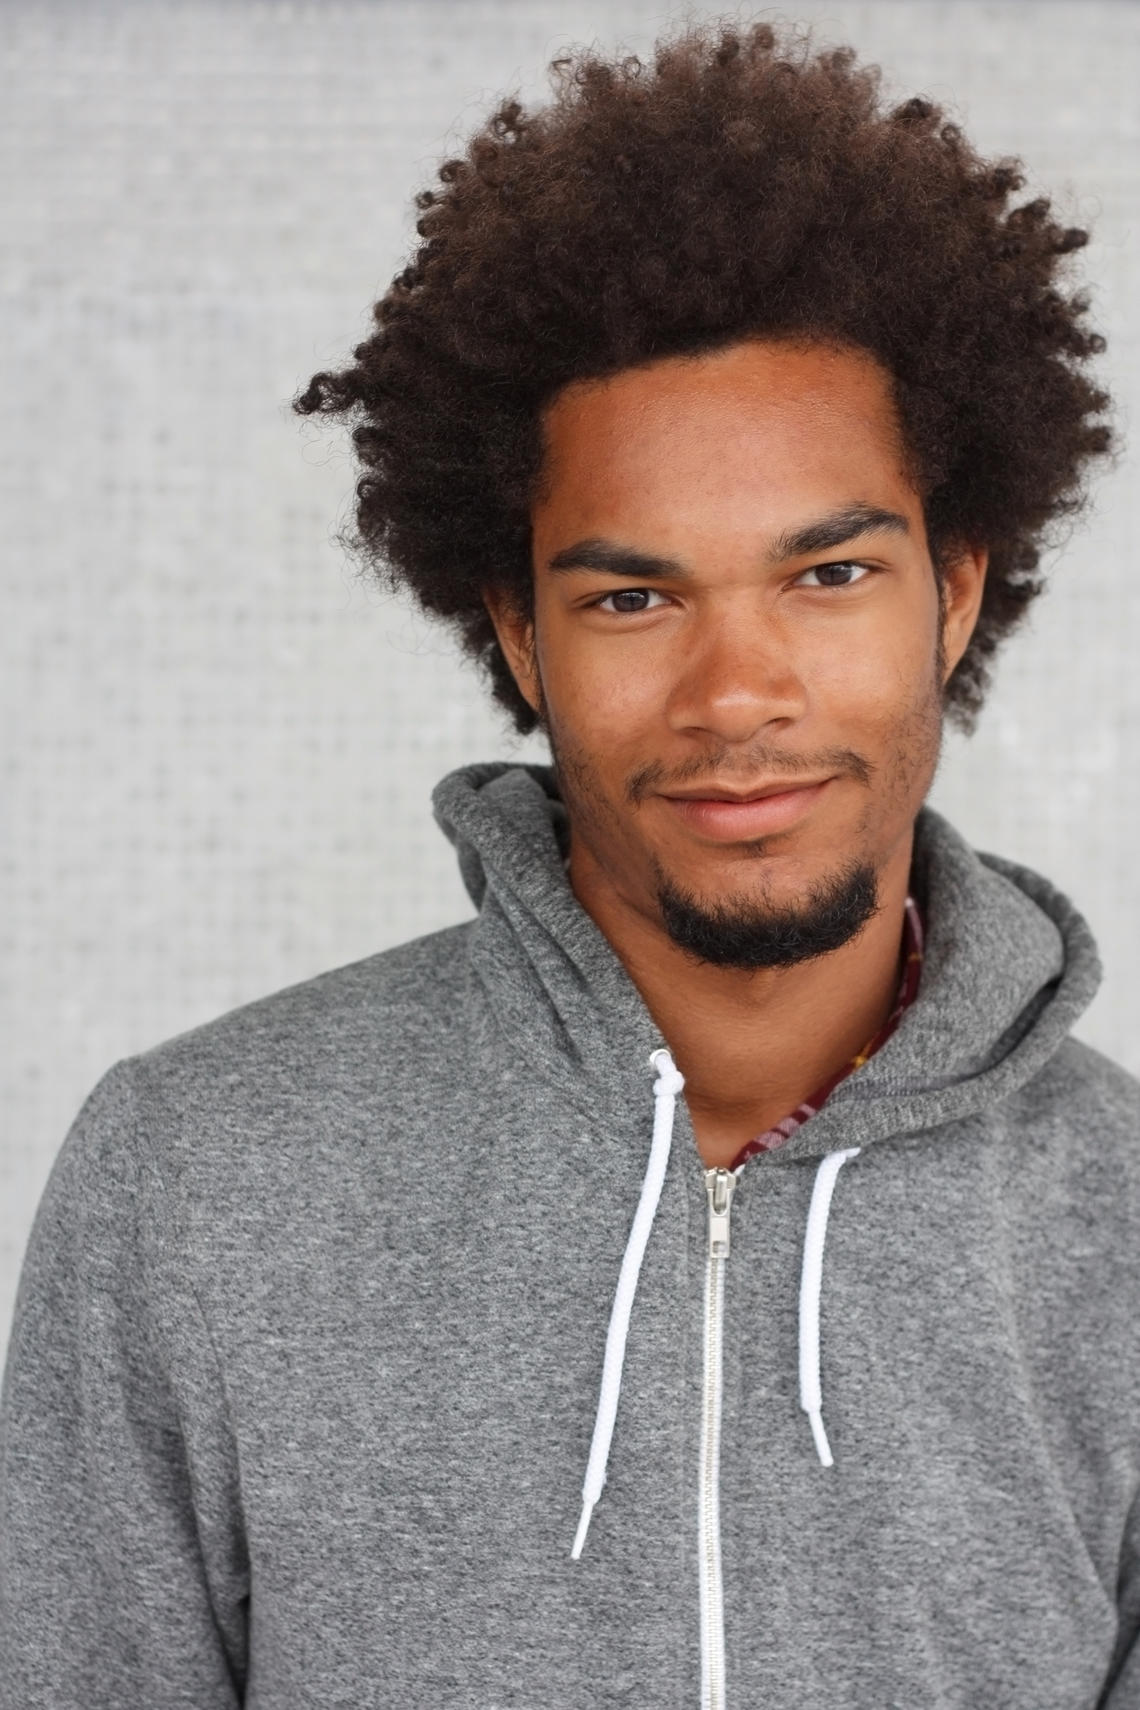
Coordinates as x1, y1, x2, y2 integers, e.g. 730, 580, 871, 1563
535, 339, 916, 532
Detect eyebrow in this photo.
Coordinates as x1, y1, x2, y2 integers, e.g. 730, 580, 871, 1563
546, 539, 687, 579
769, 502, 910, 561
545, 502, 910, 580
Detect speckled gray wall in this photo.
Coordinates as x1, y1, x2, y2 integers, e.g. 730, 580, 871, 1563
4, 0, 1139, 1359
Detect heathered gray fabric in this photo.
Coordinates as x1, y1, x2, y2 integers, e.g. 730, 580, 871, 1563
2, 760, 1140, 1708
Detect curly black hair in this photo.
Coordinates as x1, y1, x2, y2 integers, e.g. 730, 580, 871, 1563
295, 20, 1112, 733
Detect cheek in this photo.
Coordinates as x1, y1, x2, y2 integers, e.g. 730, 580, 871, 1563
536, 615, 666, 741
815, 647, 926, 731
805, 592, 940, 727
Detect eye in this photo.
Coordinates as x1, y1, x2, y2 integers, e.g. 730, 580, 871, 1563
594, 588, 670, 614
796, 561, 873, 589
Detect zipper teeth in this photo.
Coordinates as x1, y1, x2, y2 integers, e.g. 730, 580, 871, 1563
700, 1237, 728, 1710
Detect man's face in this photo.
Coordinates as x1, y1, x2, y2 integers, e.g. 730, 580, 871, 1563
489, 338, 985, 964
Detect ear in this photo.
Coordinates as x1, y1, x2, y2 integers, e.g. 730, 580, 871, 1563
939, 543, 989, 682
481, 586, 543, 715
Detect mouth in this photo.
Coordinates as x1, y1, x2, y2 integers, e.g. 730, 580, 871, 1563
659, 777, 833, 841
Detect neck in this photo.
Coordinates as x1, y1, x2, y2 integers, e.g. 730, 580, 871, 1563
569, 832, 915, 1168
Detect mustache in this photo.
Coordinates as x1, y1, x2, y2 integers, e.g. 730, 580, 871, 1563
625, 745, 874, 804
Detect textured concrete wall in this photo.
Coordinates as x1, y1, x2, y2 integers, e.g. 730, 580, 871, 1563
4, 0, 1139, 1360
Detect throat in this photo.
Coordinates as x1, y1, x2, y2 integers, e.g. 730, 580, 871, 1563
687, 1089, 815, 1171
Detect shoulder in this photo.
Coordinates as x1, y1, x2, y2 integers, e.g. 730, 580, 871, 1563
139, 919, 475, 1084
76, 922, 482, 1188
993, 1035, 1140, 1231
1013, 1034, 1140, 1137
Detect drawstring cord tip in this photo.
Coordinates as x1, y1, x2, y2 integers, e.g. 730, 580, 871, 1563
570, 1500, 594, 1560
806, 1406, 835, 1467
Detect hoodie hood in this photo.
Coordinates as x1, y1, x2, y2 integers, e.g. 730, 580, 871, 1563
433, 759, 1102, 1165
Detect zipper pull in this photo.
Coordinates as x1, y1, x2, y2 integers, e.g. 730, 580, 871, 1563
704, 1168, 738, 1260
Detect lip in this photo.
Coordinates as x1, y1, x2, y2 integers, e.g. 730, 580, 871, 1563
660, 778, 832, 841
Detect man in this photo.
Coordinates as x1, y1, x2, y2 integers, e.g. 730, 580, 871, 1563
1, 21, 1137, 1710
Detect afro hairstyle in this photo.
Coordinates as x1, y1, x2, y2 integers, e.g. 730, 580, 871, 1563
296, 20, 1112, 733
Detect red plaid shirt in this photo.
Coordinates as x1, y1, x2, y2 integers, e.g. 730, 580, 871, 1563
727, 895, 925, 1170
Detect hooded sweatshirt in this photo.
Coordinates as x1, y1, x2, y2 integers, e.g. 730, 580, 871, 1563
2, 761, 1139, 1710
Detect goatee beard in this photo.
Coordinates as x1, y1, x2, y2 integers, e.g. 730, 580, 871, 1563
654, 857, 879, 970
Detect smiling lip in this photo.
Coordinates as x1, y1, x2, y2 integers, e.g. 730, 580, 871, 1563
661, 778, 832, 841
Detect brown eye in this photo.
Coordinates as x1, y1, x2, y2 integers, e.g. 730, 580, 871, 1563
598, 588, 666, 613
798, 562, 870, 588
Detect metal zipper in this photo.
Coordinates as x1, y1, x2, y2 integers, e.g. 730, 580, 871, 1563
700, 1166, 739, 1710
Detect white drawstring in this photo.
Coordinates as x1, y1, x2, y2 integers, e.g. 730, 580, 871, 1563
571, 1047, 684, 1559
572, 1072, 856, 1554
798, 1146, 861, 1466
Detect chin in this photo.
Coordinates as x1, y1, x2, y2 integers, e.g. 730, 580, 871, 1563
651, 855, 880, 972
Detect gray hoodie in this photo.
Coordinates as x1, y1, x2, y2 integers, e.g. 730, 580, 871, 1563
2, 761, 1139, 1710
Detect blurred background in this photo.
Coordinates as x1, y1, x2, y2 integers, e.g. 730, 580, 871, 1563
3, 0, 1138, 1362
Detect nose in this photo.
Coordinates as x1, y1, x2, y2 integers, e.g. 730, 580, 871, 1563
663, 606, 807, 744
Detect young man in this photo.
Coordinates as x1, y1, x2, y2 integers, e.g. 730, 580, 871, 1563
2, 23, 1137, 1710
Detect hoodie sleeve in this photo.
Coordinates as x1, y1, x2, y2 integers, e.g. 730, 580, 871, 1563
1101, 1469, 1140, 1710
0, 1063, 248, 1708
